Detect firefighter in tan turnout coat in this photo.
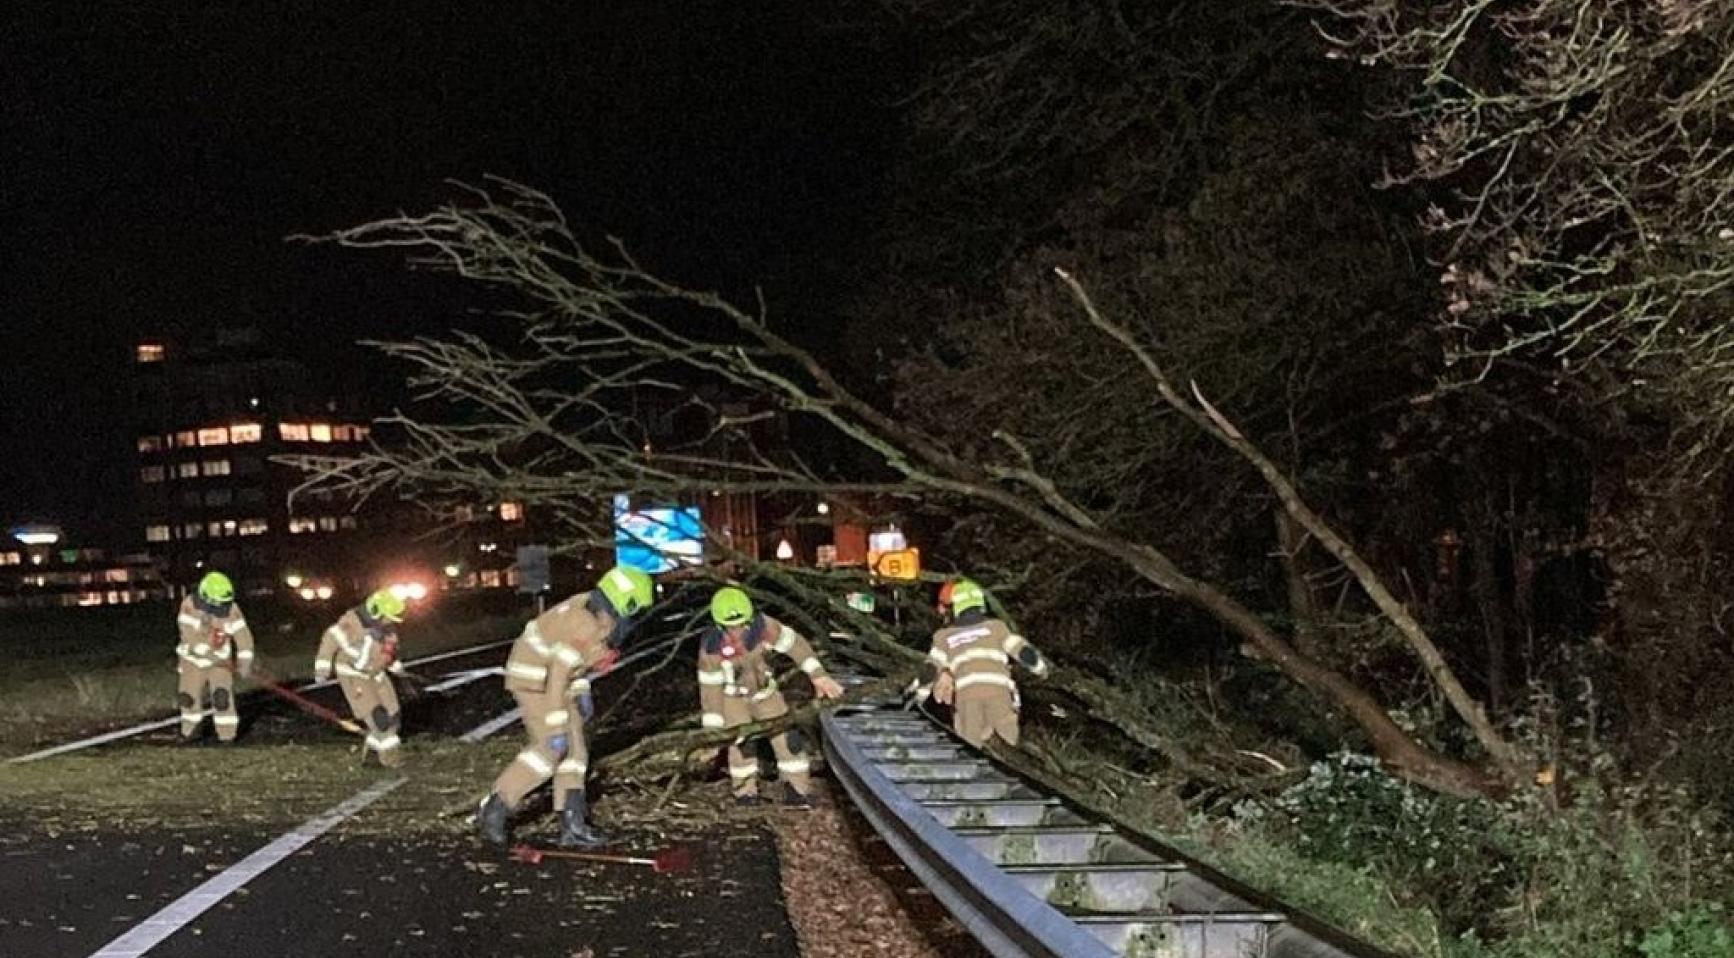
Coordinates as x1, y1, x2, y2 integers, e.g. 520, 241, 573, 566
315, 589, 411, 767
926, 578, 1049, 747
476, 565, 657, 849
175, 571, 254, 742
699, 587, 844, 807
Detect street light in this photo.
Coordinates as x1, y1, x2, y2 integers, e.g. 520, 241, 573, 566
314, 585, 334, 600
443, 564, 461, 578
816, 502, 830, 516
776, 539, 795, 561
284, 574, 304, 589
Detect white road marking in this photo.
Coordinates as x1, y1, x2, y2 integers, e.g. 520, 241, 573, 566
86, 775, 405, 958
8, 638, 517, 764
422, 666, 504, 693
459, 707, 523, 742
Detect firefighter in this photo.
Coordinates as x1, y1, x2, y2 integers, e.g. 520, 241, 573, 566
175, 571, 255, 743
315, 589, 412, 767
924, 578, 1049, 747
698, 587, 844, 808
477, 564, 657, 849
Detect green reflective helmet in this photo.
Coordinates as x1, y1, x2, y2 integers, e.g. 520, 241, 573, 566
198, 571, 235, 604
366, 589, 406, 623
949, 578, 987, 615
710, 586, 754, 627
598, 565, 655, 617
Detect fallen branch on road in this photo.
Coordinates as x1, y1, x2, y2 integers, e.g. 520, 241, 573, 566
594, 674, 914, 781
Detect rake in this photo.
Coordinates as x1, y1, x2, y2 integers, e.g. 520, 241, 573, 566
223, 663, 364, 734
508, 843, 695, 874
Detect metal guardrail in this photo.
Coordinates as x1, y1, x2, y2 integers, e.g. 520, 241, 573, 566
820, 674, 1397, 958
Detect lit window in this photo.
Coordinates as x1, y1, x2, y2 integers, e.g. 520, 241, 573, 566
309, 423, 333, 443
338, 515, 357, 530
105, 590, 123, 605
182, 523, 204, 540
208, 521, 223, 537
104, 568, 130, 583
229, 423, 262, 444
136, 343, 165, 363
205, 489, 233, 507
499, 502, 524, 522
201, 459, 231, 477
138, 436, 165, 453
140, 466, 166, 484
198, 427, 229, 447
279, 423, 310, 441
480, 570, 501, 588
238, 519, 268, 537
318, 516, 338, 532
354, 426, 370, 441
177, 462, 200, 479
176, 431, 198, 448
79, 592, 104, 607
289, 517, 317, 534
223, 520, 238, 537
145, 525, 171, 543
0, 552, 18, 566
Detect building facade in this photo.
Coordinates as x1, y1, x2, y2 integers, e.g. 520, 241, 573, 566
0, 523, 169, 610
130, 329, 537, 607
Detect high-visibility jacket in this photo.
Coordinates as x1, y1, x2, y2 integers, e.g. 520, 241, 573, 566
928, 612, 1049, 695
697, 615, 828, 729
503, 591, 616, 705
315, 608, 404, 681
176, 595, 254, 670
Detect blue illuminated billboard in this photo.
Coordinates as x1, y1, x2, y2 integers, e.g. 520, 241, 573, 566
612, 495, 704, 574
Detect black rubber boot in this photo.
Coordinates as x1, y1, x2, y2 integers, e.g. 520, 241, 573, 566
734, 792, 765, 807
477, 793, 512, 848
557, 793, 608, 849
781, 784, 814, 809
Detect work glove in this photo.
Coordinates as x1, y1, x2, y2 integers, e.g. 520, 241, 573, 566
811, 675, 845, 700
592, 648, 621, 676
933, 671, 955, 706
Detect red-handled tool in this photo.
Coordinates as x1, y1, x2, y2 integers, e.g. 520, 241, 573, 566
508, 844, 694, 874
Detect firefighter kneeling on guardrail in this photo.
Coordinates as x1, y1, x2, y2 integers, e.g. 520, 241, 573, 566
477, 565, 657, 849
922, 578, 1049, 748
175, 571, 255, 743
315, 589, 412, 767
699, 587, 845, 808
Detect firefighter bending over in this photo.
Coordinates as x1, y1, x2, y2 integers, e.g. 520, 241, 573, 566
477, 565, 657, 849
698, 587, 844, 808
924, 578, 1049, 747
175, 572, 254, 743
316, 589, 411, 767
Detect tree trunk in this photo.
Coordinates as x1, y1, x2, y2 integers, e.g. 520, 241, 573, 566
1130, 553, 1505, 798
1468, 495, 1508, 712
1276, 510, 1324, 659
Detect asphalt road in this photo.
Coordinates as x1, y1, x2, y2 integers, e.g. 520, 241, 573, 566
0, 636, 805, 958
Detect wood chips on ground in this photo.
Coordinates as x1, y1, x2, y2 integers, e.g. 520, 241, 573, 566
770, 782, 987, 958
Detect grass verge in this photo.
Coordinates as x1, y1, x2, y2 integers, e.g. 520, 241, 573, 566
0, 606, 522, 751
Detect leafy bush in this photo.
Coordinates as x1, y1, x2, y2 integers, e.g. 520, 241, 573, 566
1224, 753, 1734, 958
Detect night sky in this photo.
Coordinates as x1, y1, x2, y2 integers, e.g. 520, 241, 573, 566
1, 2, 900, 543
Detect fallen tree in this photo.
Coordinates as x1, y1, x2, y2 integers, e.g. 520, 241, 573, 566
291, 181, 1520, 796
